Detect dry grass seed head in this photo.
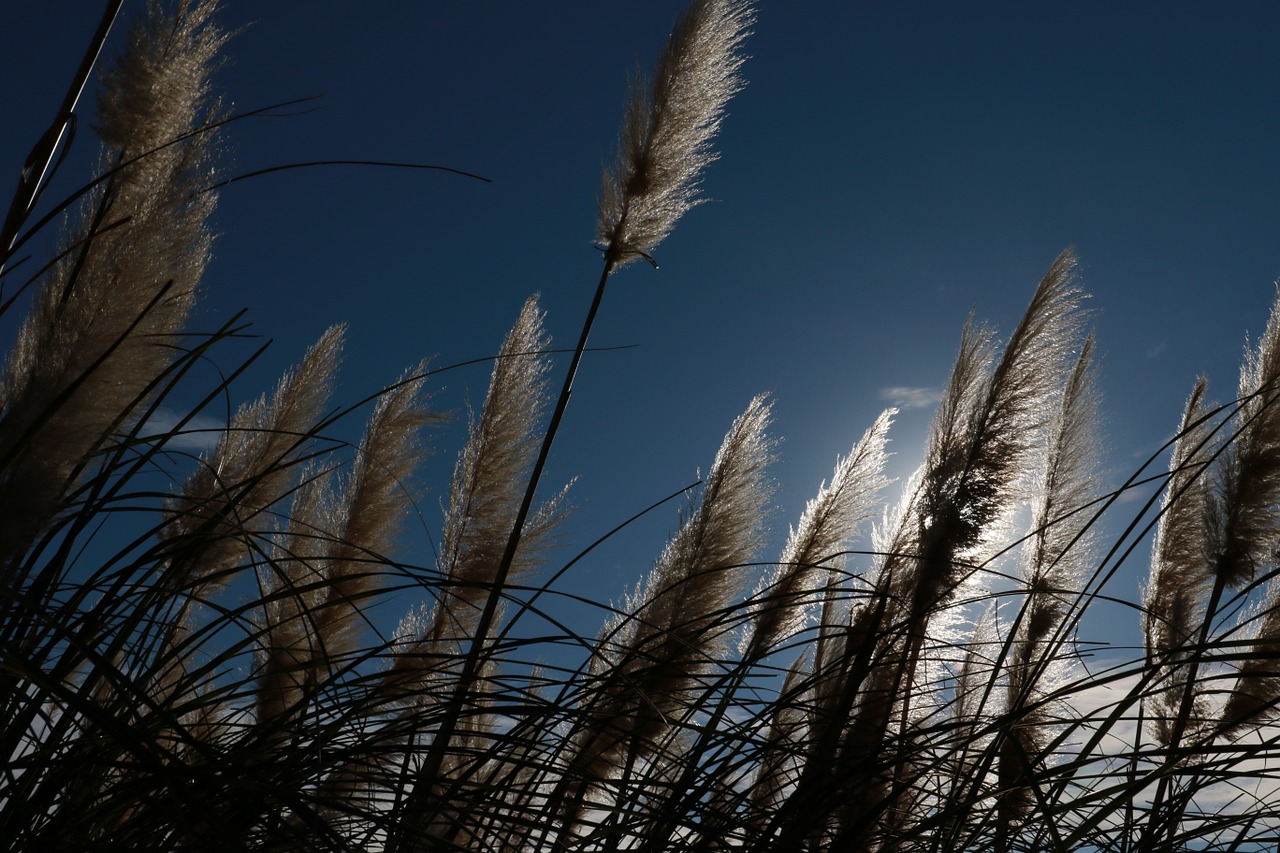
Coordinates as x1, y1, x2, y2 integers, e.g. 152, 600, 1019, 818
439, 295, 554, 595
386, 296, 564, 698
1212, 285, 1280, 589
256, 462, 341, 722
875, 251, 1087, 636
573, 394, 775, 788
597, 0, 755, 266
743, 408, 894, 660
0, 0, 226, 562
1143, 379, 1216, 662
162, 324, 344, 592
1008, 336, 1102, 719
304, 363, 438, 665
1142, 378, 1219, 746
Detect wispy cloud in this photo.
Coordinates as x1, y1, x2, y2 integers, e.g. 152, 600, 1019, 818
135, 407, 225, 453
879, 386, 942, 410
1063, 664, 1280, 830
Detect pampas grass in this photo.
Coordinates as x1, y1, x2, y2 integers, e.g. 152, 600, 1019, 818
10, 1, 1280, 851
597, 0, 754, 268
560, 394, 774, 835
0, 0, 223, 571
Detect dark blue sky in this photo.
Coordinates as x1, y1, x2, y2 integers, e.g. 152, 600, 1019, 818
5, 1, 1280, 649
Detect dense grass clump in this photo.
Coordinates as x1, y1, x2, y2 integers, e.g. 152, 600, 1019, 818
5, 1, 1280, 851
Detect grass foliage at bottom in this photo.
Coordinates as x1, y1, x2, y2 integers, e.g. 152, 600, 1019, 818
5, 1, 1280, 851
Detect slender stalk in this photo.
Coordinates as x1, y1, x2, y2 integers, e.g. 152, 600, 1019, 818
389, 258, 614, 851
0, 0, 125, 276
463, 260, 614, 655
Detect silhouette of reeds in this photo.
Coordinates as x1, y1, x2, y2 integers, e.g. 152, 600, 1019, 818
7, 1, 1280, 851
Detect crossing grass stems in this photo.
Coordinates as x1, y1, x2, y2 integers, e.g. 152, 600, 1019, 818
4, 1, 1280, 850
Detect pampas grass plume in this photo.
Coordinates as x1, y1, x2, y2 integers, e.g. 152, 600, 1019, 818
0, 0, 225, 567
597, 0, 754, 267
743, 408, 894, 661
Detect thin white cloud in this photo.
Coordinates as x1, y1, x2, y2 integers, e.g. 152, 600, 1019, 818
134, 407, 225, 453
880, 386, 942, 410
1056, 662, 1280, 839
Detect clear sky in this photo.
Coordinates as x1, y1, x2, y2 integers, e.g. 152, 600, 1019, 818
5, 1, 1280, 651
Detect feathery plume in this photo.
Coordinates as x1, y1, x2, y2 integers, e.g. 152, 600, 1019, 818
392, 7, 759, 838
257, 364, 435, 722
1224, 576, 1280, 731
1142, 379, 1214, 685
999, 336, 1101, 827
95, 0, 228, 157
387, 296, 563, 693
1014, 334, 1102, 653
255, 463, 339, 722
1213, 284, 1280, 589
437, 296, 557, 606
566, 394, 775, 811
909, 251, 1086, 593
0, 0, 226, 566
744, 652, 812, 826
1142, 378, 1218, 756
312, 364, 436, 655
885, 254, 1086, 836
792, 252, 1087, 850
858, 317, 997, 636
1216, 286, 1280, 729
162, 324, 344, 592
743, 409, 894, 661
866, 250, 1087, 691
150, 326, 342, 739
1134, 378, 1225, 851
1138, 288, 1280, 844
375, 298, 569, 853
597, 0, 754, 266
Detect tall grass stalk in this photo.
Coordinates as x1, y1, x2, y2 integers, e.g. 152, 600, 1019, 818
9, 1, 1280, 851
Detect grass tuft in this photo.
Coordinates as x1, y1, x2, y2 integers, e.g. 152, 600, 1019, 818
7, 1, 1280, 851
